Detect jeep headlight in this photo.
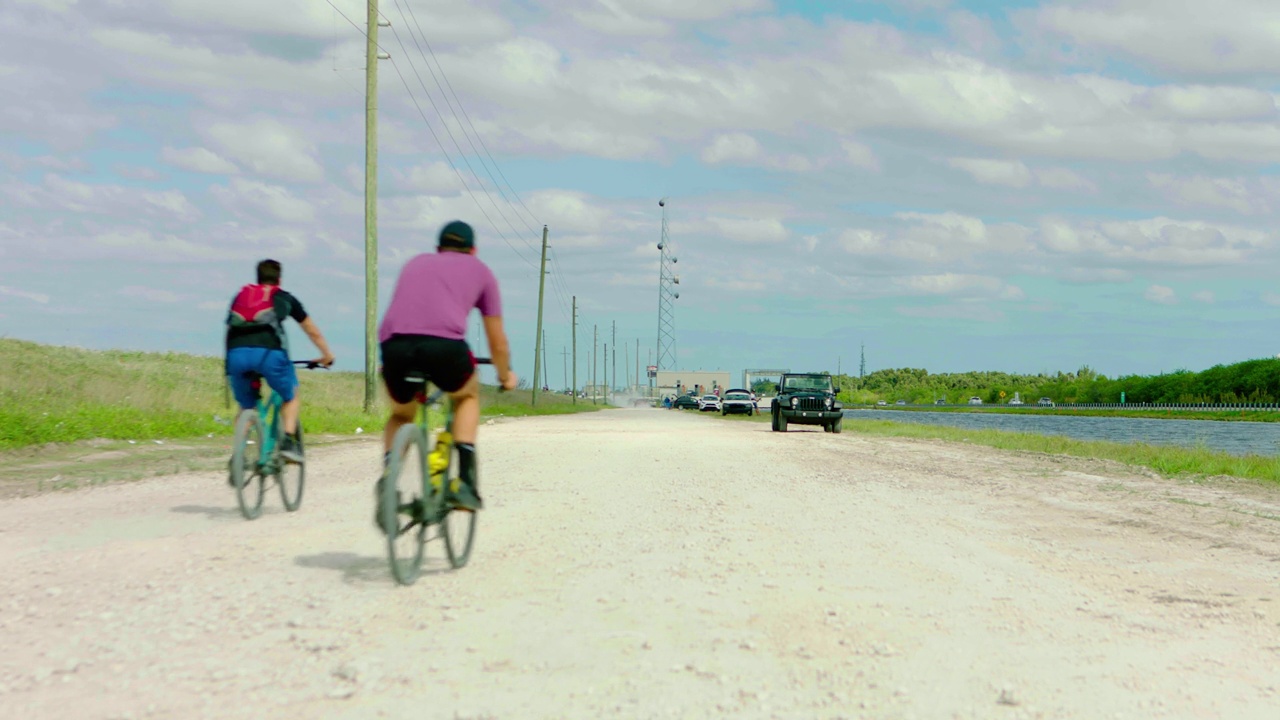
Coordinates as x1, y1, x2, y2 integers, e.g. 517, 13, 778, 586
825, 397, 833, 408
791, 397, 798, 407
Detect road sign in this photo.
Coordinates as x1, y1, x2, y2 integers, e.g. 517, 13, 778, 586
646, 365, 657, 379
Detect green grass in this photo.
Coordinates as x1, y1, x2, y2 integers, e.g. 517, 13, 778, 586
0, 339, 600, 449
839, 418, 1280, 487
858, 404, 1280, 422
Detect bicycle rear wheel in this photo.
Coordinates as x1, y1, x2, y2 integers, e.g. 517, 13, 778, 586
442, 443, 477, 569
231, 409, 266, 520
277, 420, 305, 511
383, 423, 428, 586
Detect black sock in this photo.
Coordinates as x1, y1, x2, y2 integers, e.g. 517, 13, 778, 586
456, 443, 477, 488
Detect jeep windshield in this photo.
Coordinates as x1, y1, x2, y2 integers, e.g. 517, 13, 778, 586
782, 376, 833, 392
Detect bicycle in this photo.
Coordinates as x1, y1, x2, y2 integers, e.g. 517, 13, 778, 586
378, 358, 494, 586
228, 360, 326, 520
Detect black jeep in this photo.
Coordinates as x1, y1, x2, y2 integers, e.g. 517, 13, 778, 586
771, 372, 843, 433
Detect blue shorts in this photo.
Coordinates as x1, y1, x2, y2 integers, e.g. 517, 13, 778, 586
227, 347, 297, 409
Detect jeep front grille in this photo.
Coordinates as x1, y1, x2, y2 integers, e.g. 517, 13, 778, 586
797, 397, 825, 412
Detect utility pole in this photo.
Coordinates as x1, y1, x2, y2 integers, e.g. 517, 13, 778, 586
593, 324, 598, 405
532, 224, 549, 405
604, 344, 608, 402
635, 338, 640, 395
561, 347, 569, 391
542, 329, 548, 392
611, 321, 617, 398
572, 296, 577, 404
859, 343, 866, 380
363, 0, 390, 411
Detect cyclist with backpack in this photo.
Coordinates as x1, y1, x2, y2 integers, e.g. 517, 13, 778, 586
225, 259, 335, 463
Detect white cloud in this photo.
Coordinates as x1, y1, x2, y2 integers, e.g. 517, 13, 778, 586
204, 118, 324, 183
1192, 290, 1215, 303
211, 178, 316, 223
4, 174, 200, 222
1147, 173, 1277, 215
0, 284, 50, 304
1035, 167, 1096, 192
1263, 292, 1280, 307
395, 161, 460, 195
1026, 0, 1280, 78
840, 138, 879, 170
569, 0, 771, 36
162, 146, 239, 175
948, 158, 1032, 188
707, 216, 788, 244
1144, 284, 1177, 305
702, 133, 762, 164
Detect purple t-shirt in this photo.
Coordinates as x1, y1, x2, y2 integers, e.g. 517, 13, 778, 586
378, 252, 502, 342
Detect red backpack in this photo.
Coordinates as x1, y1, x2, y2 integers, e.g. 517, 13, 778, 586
227, 284, 287, 347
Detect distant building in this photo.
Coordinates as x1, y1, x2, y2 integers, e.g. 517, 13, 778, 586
655, 370, 731, 398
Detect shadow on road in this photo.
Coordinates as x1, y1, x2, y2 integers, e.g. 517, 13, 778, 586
295, 551, 411, 586
295, 550, 457, 586
171, 504, 245, 521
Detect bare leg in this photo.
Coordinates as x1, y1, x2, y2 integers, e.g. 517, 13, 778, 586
447, 373, 481, 444
280, 397, 300, 435
383, 397, 419, 453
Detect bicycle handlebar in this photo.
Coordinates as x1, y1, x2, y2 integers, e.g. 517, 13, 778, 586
293, 360, 331, 370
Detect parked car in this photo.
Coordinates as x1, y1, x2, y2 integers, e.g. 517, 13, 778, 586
968, 396, 983, 405
698, 394, 722, 412
1037, 397, 1055, 407
1008, 398, 1024, 405
721, 391, 755, 416
934, 398, 946, 405
673, 394, 700, 410
875, 400, 888, 406
894, 399, 907, 405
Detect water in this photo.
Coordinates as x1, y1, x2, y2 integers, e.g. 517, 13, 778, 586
845, 409, 1280, 457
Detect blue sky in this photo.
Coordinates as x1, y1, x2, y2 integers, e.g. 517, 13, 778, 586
4, 0, 1280, 389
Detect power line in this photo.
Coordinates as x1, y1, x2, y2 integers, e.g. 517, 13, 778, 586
385, 1, 542, 260
386, 56, 540, 271
393, 0, 544, 238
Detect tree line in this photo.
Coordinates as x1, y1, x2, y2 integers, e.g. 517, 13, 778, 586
823, 358, 1280, 405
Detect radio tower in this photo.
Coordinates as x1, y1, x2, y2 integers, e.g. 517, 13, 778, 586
655, 198, 679, 370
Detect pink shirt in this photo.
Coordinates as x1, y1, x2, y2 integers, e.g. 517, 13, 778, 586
378, 252, 502, 342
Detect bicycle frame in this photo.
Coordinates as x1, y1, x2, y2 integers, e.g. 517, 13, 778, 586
248, 378, 284, 468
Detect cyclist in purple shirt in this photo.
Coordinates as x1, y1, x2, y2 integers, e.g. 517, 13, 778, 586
376, 220, 518, 511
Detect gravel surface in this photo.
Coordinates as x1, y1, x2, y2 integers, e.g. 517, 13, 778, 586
3, 409, 1280, 719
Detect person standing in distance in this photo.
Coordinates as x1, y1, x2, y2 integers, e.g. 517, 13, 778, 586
377, 220, 518, 511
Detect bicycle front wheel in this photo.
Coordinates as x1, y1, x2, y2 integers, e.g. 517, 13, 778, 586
231, 409, 266, 520
442, 443, 477, 569
277, 420, 305, 512
383, 423, 427, 586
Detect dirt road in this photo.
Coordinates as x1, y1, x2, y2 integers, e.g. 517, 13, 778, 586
3, 409, 1280, 719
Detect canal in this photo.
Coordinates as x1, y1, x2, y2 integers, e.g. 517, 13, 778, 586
845, 409, 1280, 457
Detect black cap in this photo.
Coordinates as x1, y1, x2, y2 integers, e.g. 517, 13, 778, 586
439, 220, 475, 250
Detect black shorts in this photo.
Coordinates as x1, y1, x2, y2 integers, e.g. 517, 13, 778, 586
380, 335, 476, 402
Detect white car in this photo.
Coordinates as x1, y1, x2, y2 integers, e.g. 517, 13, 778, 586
720, 391, 755, 416
968, 396, 983, 405
698, 394, 722, 412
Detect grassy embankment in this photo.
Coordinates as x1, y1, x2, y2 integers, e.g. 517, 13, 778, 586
0, 339, 599, 450
855, 404, 1280, 422
708, 407, 1280, 488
